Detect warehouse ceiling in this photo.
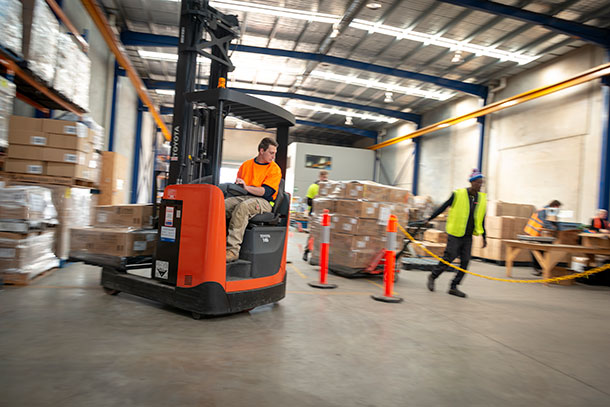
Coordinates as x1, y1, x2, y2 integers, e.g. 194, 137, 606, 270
101, 0, 610, 146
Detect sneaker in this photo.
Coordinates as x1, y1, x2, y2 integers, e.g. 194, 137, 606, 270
427, 274, 435, 292
532, 269, 542, 276
226, 251, 239, 263
448, 287, 467, 298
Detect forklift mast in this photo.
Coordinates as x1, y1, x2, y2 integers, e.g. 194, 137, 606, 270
168, 0, 239, 186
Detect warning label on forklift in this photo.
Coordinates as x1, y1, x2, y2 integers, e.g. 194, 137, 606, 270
160, 226, 176, 242
165, 207, 174, 226
155, 260, 169, 279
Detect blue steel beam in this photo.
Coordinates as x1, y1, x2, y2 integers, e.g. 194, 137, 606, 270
438, 0, 610, 47
108, 62, 120, 151
143, 79, 422, 123
477, 92, 489, 171
120, 30, 487, 98
131, 100, 144, 204
599, 51, 610, 211
295, 119, 377, 139
151, 106, 379, 139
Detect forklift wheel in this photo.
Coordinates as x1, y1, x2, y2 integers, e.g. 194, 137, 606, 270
103, 287, 120, 296
191, 312, 202, 320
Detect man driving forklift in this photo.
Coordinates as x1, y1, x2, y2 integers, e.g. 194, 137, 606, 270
225, 137, 282, 262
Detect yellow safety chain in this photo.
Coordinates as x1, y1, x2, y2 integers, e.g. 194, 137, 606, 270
397, 223, 610, 284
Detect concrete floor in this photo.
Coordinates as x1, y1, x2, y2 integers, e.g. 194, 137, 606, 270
1, 231, 610, 407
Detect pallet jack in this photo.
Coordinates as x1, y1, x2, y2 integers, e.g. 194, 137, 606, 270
100, 0, 296, 318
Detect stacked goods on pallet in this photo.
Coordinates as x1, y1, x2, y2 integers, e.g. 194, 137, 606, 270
0, 186, 59, 283
4, 116, 101, 185
99, 152, 128, 205
53, 33, 91, 110
69, 204, 157, 265
0, 77, 16, 149
310, 181, 409, 272
472, 200, 536, 262
411, 229, 447, 257
47, 186, 93, 260
22, 0, 60, 85
0, 0, 23, 57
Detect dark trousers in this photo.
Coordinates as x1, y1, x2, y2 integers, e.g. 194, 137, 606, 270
531, 253, 541, 271
431, 235, 472, 287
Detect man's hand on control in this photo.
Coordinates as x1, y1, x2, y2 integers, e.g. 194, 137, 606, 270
235, 178, 246, 187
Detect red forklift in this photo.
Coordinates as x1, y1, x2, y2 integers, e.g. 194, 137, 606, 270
100, 0, 295, 318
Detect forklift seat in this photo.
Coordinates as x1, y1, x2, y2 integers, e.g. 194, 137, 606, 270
248, 179, 286, 226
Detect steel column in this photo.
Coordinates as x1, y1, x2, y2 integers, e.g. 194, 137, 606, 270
477, 93, 489, 171
599, 52, 610, 211
412, 135, 421, 196
108, 62, 119, 151
131, 100, 144, 203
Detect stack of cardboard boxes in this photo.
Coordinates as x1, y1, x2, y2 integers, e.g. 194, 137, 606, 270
98, 151, 128, 205
412, 229, 448, 257
310, 181, 410, 271
69, 204, 157, 261
0, 186, 59, 283
5, 116, 101, 185
472, 201, 536, 262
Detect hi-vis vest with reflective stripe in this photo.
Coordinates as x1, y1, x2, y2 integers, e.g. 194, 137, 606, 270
524, 209, 545, 236
446, 189, 487, 238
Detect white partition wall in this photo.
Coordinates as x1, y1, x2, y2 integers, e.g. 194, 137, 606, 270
286, 142, 375, 199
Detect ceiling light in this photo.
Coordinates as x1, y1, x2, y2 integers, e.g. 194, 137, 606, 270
366, 2, 382, 10
384, 92, 393, 103
345, 116, 353, 126
155, 89, 175, 96
201, 1, 538, 65
287, 101, 398, 124
451, 51, 462, 64
309, 71, 453, 101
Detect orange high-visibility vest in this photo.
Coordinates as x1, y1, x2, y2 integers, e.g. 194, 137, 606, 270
593, 217, 609, 230
524, 209, 545, 236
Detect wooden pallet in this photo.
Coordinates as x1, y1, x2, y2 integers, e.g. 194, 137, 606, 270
1, 267, 56, 286
3, 172, 98, 189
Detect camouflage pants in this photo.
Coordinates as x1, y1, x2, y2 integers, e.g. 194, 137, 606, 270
225, 196, 272, 255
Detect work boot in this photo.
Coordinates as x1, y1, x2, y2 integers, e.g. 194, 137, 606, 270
226, 250, 239, 263
427, 274, 435, 292
302, 250, 309, 262
531, 269, 542, 276
448, 287, 467, 298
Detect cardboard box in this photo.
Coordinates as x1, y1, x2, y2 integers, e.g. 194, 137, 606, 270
98, 191, 124, 206
384, 203, 410, 225
518, 205, 536, 219
511, 217, 529, 238
330, 233, 385, 254
481, 238, 531, 262
8, 145, 44, 160
9, 116, 42, 132
316, 181, 333, 197
312, 198, 335, 215
329, 248, 378, 269
326, 182, 346, 199
424, 229, 448, 244
334, 199, 383, 219
487, 201, 520, 217
69, 227, 157, 257
485, 216, 514, 239
387, 187, 410, 204
94, 204, 154, 229
550, 267, 575, 286
101, 151, 128, 191
412, 240, 446, 257
42, 119, 88, 138
4, 159, 45, 175
330, 215, 383, 236
46, 162, 89, 179
47, 133, 89, 152
8, 130, 47, 146
344, 181, 389, 202
42, 147, 86, 165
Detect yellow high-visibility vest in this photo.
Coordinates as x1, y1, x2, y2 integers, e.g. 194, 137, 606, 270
446, 189, 487, 237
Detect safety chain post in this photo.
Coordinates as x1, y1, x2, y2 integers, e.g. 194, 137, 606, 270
309, 210, 337, 289
372, 215, 403, 303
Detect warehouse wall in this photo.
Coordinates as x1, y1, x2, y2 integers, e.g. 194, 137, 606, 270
381, 45, 606, 223
286, 142, 375, 199
377, 122, 418, 189
135, 112, 155, 203
114, 76, 138, 203
487, 45, 605, 223
223, 128, 276, 165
